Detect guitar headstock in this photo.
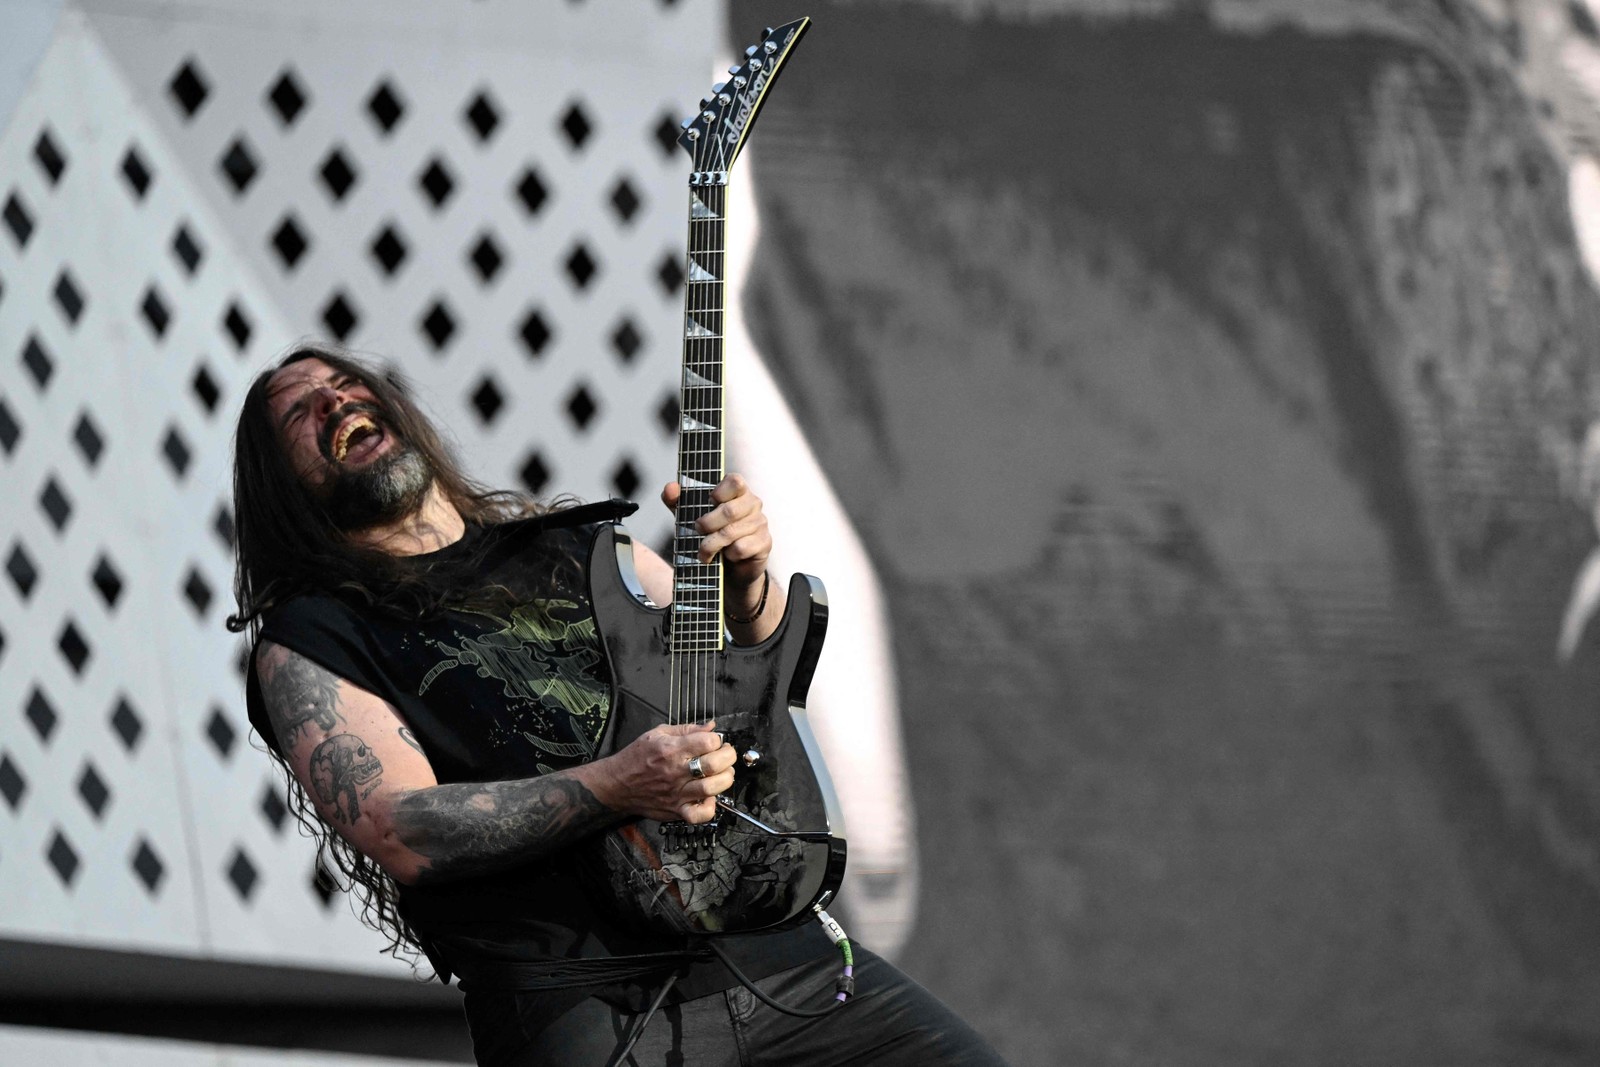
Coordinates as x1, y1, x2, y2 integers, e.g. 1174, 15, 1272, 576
678, 17, 810, 182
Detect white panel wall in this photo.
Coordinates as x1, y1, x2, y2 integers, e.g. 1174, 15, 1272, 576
0, 0, 716, 975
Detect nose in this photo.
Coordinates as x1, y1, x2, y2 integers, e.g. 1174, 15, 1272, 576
309, 384, 346, 421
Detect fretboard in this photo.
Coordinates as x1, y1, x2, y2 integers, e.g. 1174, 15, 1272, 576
671, 180, 727, 652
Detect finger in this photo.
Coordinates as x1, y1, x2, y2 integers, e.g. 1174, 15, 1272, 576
696, 492, 760, 535
710, 473, 748, 504
687, 768, 736, 798
660, 481, 682, 512
700, 520, 770, 564
698, 743, 738, 776
680, 796, 718, 824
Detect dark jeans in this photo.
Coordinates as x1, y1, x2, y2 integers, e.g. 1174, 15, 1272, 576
464, 946, 1009, 1066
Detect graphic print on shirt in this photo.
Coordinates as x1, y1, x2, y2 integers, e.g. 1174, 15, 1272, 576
418, 599, 609, 769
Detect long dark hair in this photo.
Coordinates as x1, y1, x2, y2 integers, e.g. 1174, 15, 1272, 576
227, 343, 551, 963
227, 343, 541, 637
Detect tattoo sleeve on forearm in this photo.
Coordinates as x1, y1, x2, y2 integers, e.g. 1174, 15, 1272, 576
389, 775, 619, 883
260, 651, 345, 747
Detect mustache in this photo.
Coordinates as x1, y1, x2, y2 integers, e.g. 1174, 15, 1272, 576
317, 401, 385, 461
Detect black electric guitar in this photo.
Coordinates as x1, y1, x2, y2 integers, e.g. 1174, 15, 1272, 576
583, 18, 846, 937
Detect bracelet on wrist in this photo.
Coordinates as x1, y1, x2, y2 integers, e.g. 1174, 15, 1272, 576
726, 571, 771, 625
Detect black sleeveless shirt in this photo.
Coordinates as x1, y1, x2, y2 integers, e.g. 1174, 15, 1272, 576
244, 501, 827, 1011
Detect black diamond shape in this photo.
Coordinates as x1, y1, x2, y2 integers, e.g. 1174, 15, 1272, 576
162, 426, 191, 479
141, 286, 171, 339
610, 178, 641, 224
611, 318, 642, 362
53, 270, 84, 326
0, 397, 19, 455
657, 392, 680, 437
33, 128, 66, 185
565, 244, 598, 290
110, 696, 143, 751
464, 90, 500, 142
184, 567, 213, 617
223, 302, 253, 351
3, 192, 33, 249
92, 555, 123, 609
470, 376, 504, 424
518, 308, 551, 357
514, 168, 548, 215
77, 763, 110, 819
654, 112, 681, 158
7, 543, 38, 601
260, 785, 287, 833
266, 68, 307, 126
39, 477, 71, 532
271, 214, 309, 271
25, 687, 56, 743
519, 452, 551, 495
312, 860, 339, 907
132, 839, 164, 894
366, 79, 405, 135
169, 59, 209, 118
73, 411, 104, 467
58, 620, 90, 675
192, 364, 221, 415
370, 223, 408, 276
468, 233, 503, 284
206, 706, 235, 759
560, 101, 593, 149
219, 137, 259, 195
319, 147, 357, 202
321, 291, 359, 342
172, 223, 204, 275
656, 252, 684, 296
565, 383, 598, 431
213, 505, 235, 549
47, 830, 80, 887
417, 157, 455, 210
121, 147, 152, 200
0, 754, 25, 811
420, 300, 456, 351
612, 457, 640, 499
227, 848, 259, 901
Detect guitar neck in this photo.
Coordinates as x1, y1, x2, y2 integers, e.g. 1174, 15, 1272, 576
671, 178, 728, 652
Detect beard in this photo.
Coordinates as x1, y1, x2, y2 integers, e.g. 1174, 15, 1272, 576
314, 416, 434, 531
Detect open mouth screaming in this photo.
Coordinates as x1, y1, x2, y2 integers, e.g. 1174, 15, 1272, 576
320, 403, 388, 465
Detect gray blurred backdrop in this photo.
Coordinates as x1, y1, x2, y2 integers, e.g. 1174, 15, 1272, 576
4, 0, 1600, 1065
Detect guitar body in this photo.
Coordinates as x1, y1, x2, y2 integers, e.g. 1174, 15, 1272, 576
582, 523, 847, 936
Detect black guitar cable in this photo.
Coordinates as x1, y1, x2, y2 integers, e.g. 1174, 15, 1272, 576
603, 908, 855, 1065
709, 907, 855, 1018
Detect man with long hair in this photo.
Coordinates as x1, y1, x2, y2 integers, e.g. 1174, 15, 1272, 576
230, 343, 1006, 1065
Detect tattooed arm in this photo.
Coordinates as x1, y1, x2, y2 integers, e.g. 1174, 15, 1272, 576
255, 640, 736, 886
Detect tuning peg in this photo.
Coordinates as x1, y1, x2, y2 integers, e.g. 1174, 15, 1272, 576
763, 39, 777, 54
728, 64, 742, 75
679, 116, 695, 129
745, 45, 759, 57
712, 81, 727, 94
732, 75, 747, 88
749, 57, 763, 70
685, 128, 699, 141
699, 96, 712, 110
701, 110, 716, 123
717, 93, 732, 105
761, 26, 773, 40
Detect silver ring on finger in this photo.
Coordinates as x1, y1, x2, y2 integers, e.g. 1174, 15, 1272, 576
688, 756, 706, 780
